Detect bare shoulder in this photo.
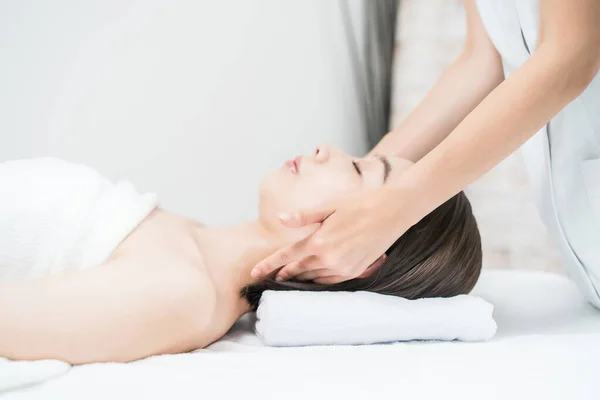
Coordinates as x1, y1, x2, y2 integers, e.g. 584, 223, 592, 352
160, 266, 219, 347
108, 209, 230, 352
113, 259, 221, 357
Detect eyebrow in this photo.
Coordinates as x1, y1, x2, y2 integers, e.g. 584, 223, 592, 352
377, 155, 392, 183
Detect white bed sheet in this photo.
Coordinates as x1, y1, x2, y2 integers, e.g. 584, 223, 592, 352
3, 270, 600, 400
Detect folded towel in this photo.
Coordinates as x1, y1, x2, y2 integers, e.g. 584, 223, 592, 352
255, 291, 497, 346
0, 157, 157, 392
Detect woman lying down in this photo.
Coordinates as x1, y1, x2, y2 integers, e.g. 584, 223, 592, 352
0, 144, 482, 364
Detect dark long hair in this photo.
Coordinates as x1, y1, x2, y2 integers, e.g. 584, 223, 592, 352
242, 192, 482, 311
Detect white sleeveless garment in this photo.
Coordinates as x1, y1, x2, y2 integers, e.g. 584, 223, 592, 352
476, 0, 600, 307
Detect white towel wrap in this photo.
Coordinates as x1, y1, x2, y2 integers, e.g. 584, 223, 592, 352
0, 157, 157, 284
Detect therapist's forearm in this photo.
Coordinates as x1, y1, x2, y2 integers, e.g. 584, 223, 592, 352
369, 51, 503, 161
396, 43, 599, 222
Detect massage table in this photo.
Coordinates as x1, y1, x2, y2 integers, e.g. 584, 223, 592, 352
3, 269, 599, 400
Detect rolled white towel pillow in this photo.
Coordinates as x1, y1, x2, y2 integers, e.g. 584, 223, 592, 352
255, 291, 496, 346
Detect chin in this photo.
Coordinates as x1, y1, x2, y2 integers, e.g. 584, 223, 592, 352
259, 170, 281, 195
258, 170, 286, 208
259, 170, 303, 217
257, 171, 283, 227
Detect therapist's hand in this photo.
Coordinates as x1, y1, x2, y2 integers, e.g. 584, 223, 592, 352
250, 186, 416, 284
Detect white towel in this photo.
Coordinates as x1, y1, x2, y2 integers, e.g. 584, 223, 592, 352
0, 157, 157, 284
0, 358, 70, 393
0, 157, 157, 393
255, 291, 497, 346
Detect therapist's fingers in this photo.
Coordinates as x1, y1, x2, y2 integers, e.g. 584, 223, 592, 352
275, 256, 321, 281
251, 236, 311, 279
273, 261, 305, 281
294, 256, 386, 282
313, 275, 345, 285
293, 268, 333, 282
278, 204, 335, 228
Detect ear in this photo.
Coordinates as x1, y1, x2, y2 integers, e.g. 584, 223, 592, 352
357, 254, 387, 279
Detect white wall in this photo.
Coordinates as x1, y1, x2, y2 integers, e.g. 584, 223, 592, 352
0, 0, 368, 226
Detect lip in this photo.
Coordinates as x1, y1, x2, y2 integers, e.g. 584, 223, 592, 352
283, 159, 298, 175
293, 156, 302, 172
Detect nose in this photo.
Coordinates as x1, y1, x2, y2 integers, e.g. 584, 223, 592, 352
314, 144, 330, 164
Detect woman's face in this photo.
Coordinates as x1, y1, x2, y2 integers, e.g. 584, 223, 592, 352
259, 144, 413, 229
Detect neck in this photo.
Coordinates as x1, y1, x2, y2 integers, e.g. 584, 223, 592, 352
192, 220, 314, 316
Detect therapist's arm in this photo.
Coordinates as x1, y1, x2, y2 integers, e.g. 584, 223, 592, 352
398, 0, 600, 219
250, 0, 599, 284
369, 0, 504, 161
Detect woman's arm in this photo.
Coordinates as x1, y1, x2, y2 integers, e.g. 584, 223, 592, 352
397, 0, 600, 220
369, 0, 504, 161
0, 260, 213, 364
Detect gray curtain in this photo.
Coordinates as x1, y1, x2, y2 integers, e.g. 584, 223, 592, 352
340, 0, 399, 151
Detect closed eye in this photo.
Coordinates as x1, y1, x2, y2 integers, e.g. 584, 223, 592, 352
352, 161, 361, 176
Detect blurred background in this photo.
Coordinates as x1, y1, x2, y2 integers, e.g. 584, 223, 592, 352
0, 0, 564, 274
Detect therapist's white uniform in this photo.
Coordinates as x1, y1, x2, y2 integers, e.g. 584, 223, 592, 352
476, 0, 600, 308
